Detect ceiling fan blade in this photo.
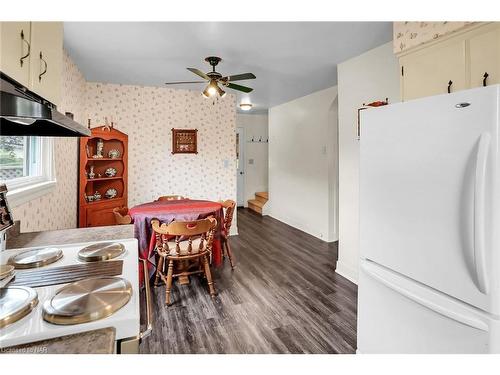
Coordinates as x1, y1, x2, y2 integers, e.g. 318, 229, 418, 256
165, 81, 206, 85
187, 68, 210, 80
222, 73, 256, 82
226, 83, 253, 93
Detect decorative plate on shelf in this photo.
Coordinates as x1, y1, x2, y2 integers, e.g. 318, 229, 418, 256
108, 149, 121, 159
105, 167, 117, 177
105, 188, 118, 199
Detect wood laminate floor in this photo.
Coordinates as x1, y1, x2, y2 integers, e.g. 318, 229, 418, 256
139, 208, 357, 354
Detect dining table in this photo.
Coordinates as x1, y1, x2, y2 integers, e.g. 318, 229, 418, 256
129, 198, 224, 286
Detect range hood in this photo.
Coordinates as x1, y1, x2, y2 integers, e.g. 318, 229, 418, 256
0, 73, 90, 137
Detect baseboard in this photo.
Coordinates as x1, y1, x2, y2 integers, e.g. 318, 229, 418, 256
229, 225, 238, 236
261, 204, 270, 216
267, 212, 328, 241
335, 260, 358, 284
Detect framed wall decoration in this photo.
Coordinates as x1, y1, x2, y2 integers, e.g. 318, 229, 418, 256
171, 128, 198, 154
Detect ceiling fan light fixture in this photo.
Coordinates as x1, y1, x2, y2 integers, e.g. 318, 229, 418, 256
239, 103, 253, 111
215, 84, 226, 98
207, 86, 217, 96
203, 81, 226, 98
202, 80, 219, 98
202, 84, 213, 98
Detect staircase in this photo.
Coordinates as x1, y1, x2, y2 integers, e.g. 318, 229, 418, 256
247, 192, 268, 215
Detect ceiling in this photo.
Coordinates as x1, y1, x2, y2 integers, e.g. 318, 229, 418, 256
64, 22, 393, 113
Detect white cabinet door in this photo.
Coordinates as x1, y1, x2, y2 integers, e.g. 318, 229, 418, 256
29, 22, 63, 105
358, 261, 494, 353
360, 85, 500, 314
469, 27, 500, 88
0, 22, 31, 87
400, 39, 467, 101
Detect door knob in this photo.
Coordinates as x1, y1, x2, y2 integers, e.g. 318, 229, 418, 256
239, 171, 244, 175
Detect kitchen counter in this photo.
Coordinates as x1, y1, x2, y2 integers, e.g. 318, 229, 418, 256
6, 224, 134, 249
1, 327, 116, 354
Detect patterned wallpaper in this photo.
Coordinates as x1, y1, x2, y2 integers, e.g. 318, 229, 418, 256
12, 51, 85, 232
12, 52, 237, 233
393, 22, 474, 53
85, 82, 237, 209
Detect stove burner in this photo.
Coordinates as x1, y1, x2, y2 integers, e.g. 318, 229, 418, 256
42, 276, 132, 325
0, 264, 14, 280
0, 286, 38, 328
8, 248, 63, 269
77, 242, 125, 262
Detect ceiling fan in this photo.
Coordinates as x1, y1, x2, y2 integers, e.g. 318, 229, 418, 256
164, 56, 256, 98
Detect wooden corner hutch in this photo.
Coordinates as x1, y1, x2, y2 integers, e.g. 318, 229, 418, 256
78, 126, 128, 228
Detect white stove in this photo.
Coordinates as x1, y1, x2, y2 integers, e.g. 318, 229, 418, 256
0, 238, 144, 353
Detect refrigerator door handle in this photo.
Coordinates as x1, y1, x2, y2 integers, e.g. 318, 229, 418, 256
473, 132, 490, 294
362, 262, 489, 331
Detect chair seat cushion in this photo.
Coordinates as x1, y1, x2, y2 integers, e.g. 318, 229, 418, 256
165, 237, 204, 256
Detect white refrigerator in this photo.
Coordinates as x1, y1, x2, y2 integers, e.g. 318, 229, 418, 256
358, 85, 500, 353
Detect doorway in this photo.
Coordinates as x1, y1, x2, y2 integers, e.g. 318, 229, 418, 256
236, 127, 245, 207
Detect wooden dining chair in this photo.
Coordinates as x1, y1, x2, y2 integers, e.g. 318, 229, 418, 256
151, 217, 217, 305
157, 195, 186, 201
219, 199, 236, 269
113, 207, 132, 225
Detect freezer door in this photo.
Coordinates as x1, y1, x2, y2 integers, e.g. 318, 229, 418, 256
360, 85, 500, 314
357, 261, 497, 354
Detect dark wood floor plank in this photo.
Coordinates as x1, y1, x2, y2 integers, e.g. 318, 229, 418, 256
140, 208, 357, 354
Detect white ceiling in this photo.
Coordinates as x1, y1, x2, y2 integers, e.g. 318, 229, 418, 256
64, 22, 392, 113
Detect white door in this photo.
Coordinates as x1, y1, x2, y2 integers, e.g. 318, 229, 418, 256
360, 85, 500, 314
236, 127, 245, 206
358, 260, 496, 353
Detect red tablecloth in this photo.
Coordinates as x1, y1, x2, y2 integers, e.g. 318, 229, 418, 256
129, 199, 224, 285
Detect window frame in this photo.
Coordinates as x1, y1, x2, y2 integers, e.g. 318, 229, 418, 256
2, 137, 56, 208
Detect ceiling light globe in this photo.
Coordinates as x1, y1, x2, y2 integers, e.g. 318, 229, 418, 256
239, 103, 253, 111
207, 86, 217, 96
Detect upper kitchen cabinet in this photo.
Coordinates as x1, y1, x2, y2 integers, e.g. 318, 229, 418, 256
0, 22, 32, 88
400, 39, 467, 101
29, 22, 63, 105
398, 23, 500, 101
469, 27, 500, 88
0, 21, 63, 106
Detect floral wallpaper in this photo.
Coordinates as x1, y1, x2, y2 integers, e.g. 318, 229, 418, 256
85, 82, 237, 209
394, 22, 475, 53
12, 51, 85, 232
12, 52, 237, 233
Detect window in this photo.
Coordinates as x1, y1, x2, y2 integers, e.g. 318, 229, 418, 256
0, 136, 42, 181
0, 136, 55, 207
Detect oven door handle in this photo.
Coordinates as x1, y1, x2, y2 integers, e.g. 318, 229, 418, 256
139, 258, 153, 340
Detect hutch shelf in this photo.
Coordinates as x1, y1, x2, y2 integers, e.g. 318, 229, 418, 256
78, 126, 128, 228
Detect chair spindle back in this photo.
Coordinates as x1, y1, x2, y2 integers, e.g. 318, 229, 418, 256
151, 217, 217, 257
